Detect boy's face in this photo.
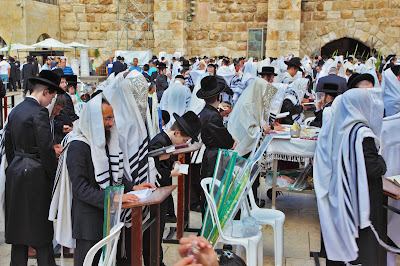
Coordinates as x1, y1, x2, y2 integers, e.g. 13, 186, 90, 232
172, 130, 191, 145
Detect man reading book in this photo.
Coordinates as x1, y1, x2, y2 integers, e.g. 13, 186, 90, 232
149, 111, 201, 266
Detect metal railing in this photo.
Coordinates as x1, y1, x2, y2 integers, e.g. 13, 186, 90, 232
33, 0, 58, 5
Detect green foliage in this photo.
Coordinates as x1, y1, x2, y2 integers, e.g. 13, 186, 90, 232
94, 48, 100, 59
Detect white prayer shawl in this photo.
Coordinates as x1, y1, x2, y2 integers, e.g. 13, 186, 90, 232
189, 69, 206, 86
216, 66, 236, 87
172, 61, 182, 77
314, 88, 400, 262
228, 78, 278, 156
257, 58, 271, 73
0, 120, 8, 225
380, 112, 400, 248
343, 61, 353, 72
160, 81, 192, 129
237, 59, 257, 101
282, 78, 308, 123
318, 58, 334, 80
382, 67, 400, 116
147, 93, 160, 139
276, 71, 294, 84
188, 72, 211, 115
49, 94, 124, 248
334, 56, 346, 78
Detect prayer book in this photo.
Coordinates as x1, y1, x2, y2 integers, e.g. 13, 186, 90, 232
383, 177, 400, 200
128, 188, 156, 199
276, 112, 290, 119
148, 145, 176, 157
385, 175, 400, 187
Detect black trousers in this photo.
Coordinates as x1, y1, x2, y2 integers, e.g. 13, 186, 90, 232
190, 163, 202, 208
74, 239, 101, 266
11, 243, 56, 266
9, 78, 17, 91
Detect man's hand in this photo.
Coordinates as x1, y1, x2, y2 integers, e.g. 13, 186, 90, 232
53, 144, 63, 158
230, 138, 238, 150
178, 235, 218, 266
263, 125, 271, 134
317, 99, 324, 111
159, 153, 172, 161
119, 194, 140, 203
133, 183, 156, 191
170, 161, 182, 177
63, 125, 72, 133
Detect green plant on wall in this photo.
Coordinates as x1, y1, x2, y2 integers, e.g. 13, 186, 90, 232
94, 48, 100, 59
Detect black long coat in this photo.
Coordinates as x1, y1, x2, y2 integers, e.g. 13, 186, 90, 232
199, 104, 234, 178
156, 74, 168, 102
4, 97, 57, 246
22, 63, 36, 93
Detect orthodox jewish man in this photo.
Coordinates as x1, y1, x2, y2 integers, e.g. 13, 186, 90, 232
4, 70, 65, 265
277, 57, 302, 84
197, 76, 237, 216
309, 83, 339, 128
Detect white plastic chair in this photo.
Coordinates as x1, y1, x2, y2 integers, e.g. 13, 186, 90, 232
83, 222, 124, 266
201, 178, 263, 266
241, 188, 285, 266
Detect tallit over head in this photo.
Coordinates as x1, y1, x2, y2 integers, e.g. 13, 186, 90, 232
313, 88, 400, 262
382, 67, 400, 116
188, 72, 212, 115
228, 78, 278, 156
160, 81, 192, 129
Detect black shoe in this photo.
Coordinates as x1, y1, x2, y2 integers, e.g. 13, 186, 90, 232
190, 205, 201, 212
222, 244, 233, 250
165, 215, 177, 223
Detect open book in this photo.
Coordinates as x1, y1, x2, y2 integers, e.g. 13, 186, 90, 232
128, 188, 156, 199
383, 176, 400, 200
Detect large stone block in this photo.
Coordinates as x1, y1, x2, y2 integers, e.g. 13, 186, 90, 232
64, 12, 77, 22
213, 3, 228, 12
278, 0, 291, 9
240, 4, 257, 13
363, 0, 375, 9
376, 0, 389, 8
168, 21, 183, 31
341, 10, 352, 19
380, 9, 395, 18
62, 22, 79, 31
303, 21, 316, 31
349, 1, 362, 9
60, 4, 73, 12
196, 32, 208, 40
226, 23, 237, 32
327, 11, 340, 19
229, 3, 239, 13
313, 12, 327, 20
100, 23, 110, 32
391, 17, 400, 27
391, 0, 400, 8
301, 2, 315, 12
212, 23, 225, 31
87, 14, 95, 22
209, 32, 221, 41
302, 11, 311, 22
267, 30, 279, 41
237, 41, 247, 51
231, 13, 243, 22
243, 13, 255, 22
286, 31, 300, 41
255, 12, 268, 22
271, 10, 284, 20
76, 13, 87, 22
237, 23, 247, 31
256, 3, 268, 13
316, 2, 323, 11
286, 10, 301, 20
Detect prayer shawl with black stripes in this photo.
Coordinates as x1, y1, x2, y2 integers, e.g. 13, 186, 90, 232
104, 70, 151, 226
314, 88, 400, 262
49, 94, 124, 248
283, 78, 308, 123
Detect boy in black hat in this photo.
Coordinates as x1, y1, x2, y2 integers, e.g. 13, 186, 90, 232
65, 75, 79, 122
309, 83, 339, 128
148, 111, 201, 266
258, 66, 277, 83
4, 70, 64, 265
197, 76, 237, 217
22, 56, 36, 97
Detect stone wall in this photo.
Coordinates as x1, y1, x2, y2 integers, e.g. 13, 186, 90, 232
266, 0, 301, 57
300, 0, 400, 56
0, 0, 60, 49
59, 0, 154, 64
186, 0, 268, 58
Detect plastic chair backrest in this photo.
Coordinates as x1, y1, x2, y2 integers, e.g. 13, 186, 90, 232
201, 178, 226, 239
83, 222, 124, 266
103, 185, 123, 238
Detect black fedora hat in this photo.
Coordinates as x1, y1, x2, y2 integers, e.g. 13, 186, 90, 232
196, 76, 225, 99
321, 83, 339, 94
161, 110, 170, 125
157, 62, 167, 69
173, 111, 201, 142
52, 68, 65, 78
258, 66, 277, 76
66, 75, 78, 84
28, 70, 65, 94
284, 57, 302, 69
390, 65, 400, 76
348, 73, 375, 89
181, 59, 190, 67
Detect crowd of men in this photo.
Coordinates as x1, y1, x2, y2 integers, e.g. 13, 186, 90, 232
0, 50, 400, 266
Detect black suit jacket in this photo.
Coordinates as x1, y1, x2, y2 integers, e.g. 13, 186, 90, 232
316, 74, 347, 94
111, 61, 125, 75
67, 140, 133, 241
22, 63, 36, 92
4, 97, 57, 245
156, 74, 169, 102
149, 131, 176, 187
65, 94, 79, 122
199, 104, 234, 177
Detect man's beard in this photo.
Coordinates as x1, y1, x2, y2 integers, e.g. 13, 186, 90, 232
105, 129, 111, 144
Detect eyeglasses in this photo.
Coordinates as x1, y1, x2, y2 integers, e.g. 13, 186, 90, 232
104, 117, 115, 122
61, 81, 68, 85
